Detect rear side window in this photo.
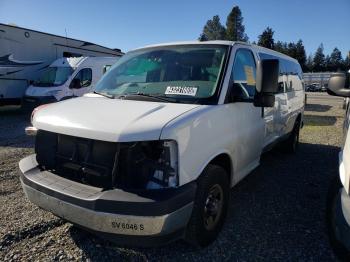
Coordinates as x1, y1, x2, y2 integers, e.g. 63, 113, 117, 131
260, 53, 285, 93
230, 49, 257, 100
73, 68, 92, 87
259, 52, 303, 92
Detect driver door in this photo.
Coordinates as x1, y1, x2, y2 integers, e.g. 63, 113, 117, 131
226, 47, 265, 182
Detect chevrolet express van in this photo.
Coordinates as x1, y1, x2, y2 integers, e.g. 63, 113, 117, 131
326, 71, 350, 259
22, 56, 119, 110
19, 41, 305, 247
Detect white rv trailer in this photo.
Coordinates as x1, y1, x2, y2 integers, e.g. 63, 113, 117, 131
0, 23, 123, 106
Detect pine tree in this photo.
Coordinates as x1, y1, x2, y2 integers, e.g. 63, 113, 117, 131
325, 55, 331, 71
344, 54, 350, 71
198, 33, 208, 42
225, 6, 248, 42
274, 41, 288, 55
198, 15, 226, 41
287, 42, 297, 59
295, 40, 307, 71
329, 47, 343, 72
257, 27, 274, 49
313, 44, 326, 72
306, 54, 314, 72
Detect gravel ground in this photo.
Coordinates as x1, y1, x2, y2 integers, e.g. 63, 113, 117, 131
0, 93, 345, 261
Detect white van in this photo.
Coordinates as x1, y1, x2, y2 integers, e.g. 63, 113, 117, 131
19, 41, 305, 247
22, 56, 119, 109
326, 71, 350, 259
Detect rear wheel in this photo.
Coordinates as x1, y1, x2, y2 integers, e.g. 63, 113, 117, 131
185, 164, 229, 247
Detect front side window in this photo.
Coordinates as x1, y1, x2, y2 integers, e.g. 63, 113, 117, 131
94, 45, 229, 104
229, 49, 256, 101
34, 67, 74, 87
72, 68, 92, 88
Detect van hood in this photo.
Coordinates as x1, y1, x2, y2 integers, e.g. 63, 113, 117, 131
33, 96, 200, 142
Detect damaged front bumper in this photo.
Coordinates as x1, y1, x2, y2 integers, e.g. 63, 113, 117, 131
19, 155, 196, 246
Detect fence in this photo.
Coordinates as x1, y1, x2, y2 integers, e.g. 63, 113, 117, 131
303, 72, 333, 87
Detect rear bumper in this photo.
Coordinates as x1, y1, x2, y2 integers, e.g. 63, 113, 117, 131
22, 96, 57, 111
19, 155, 196, 246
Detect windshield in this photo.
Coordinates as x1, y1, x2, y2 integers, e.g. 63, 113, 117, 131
95, 45, 229, 104
34, 67, 74, 87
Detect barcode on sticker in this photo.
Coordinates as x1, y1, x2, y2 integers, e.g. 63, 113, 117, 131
165, 86, 198, 96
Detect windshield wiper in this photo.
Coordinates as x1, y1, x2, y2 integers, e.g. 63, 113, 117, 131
121, 92, 174, 103
93, 91, 115, 99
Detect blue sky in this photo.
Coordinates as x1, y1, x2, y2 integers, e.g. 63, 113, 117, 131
0, 0, 349, 57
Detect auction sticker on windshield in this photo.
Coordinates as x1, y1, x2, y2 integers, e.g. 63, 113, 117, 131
165, 86, 198, 96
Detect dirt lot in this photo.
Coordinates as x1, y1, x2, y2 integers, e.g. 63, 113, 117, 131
0, 93, 345, 261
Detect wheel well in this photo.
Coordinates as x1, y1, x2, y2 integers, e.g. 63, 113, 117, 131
296, 114, 302, 123
209, 154, 232, 184
296, 113, 302, 128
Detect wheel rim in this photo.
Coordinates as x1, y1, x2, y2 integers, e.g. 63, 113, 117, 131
203, 184, 224, 231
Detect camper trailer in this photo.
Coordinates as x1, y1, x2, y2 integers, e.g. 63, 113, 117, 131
0, 23, 122, 106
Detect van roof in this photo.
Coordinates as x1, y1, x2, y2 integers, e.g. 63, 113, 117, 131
134, 40, 298, 63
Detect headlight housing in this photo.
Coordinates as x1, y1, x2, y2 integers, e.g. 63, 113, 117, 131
117, 140, 179, 189
148, 140, 179, 189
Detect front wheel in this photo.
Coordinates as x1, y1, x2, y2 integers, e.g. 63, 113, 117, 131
185, 164, 230, 247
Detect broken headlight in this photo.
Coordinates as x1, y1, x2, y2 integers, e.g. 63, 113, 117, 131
117, 140, 179, 190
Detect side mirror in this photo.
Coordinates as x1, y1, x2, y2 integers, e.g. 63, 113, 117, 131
254, 59, 279, 107
69, 78, 81, 89
326, 72, 350, 97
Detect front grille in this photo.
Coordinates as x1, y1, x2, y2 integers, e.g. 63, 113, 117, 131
35, 130, 171, 190
35, 130, 118, 188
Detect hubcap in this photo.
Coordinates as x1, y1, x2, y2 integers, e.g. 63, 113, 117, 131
204, 184, 224, 230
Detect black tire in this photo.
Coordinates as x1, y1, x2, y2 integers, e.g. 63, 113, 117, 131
326, 176, 350, 261
185, 164, 230, 247
283, 119, 300, 153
